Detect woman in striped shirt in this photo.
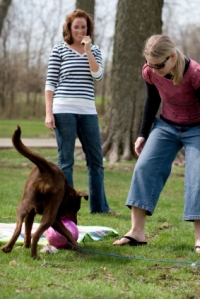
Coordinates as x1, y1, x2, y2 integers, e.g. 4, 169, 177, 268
45, 9, 116, 214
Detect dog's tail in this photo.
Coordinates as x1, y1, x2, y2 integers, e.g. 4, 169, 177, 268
12, 126, 53, 173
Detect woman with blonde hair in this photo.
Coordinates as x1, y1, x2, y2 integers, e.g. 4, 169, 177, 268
113, 34, 200, 251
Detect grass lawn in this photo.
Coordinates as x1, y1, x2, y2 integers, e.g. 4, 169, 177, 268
0, 120, 200, 298
0, 119, 51, 138
0, 117, 104, 138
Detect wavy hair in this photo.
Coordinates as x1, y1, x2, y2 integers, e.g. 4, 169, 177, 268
63, 9, 94, 45
143, 34, 186, 85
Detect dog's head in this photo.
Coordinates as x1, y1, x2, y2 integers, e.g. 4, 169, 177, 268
60, 183, 88, 224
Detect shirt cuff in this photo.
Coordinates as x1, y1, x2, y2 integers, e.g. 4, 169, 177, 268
91, 66, 103, 78
45, 84, 55, 92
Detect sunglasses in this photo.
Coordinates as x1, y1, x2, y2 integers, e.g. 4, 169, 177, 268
147, 56, 170, 70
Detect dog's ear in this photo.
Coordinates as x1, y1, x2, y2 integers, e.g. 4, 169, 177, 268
76, 190, 88, 200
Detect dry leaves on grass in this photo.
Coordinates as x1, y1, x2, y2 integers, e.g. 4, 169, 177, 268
159, 222, 172, 230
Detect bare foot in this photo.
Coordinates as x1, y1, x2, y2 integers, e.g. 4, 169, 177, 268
113, 237, 130, 245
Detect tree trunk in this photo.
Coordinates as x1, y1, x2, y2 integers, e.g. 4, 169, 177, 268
76, 0, 95, 16
0, 0, 12, 35
101, 0, 163, 163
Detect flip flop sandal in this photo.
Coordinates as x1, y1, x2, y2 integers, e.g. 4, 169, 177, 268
119, 236, 147, 246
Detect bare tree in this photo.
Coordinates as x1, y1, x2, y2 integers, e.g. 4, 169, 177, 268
0, 0, 12, 35
76, 0, 94, 16
0, 0, 68, 118
101, 0, 163, 163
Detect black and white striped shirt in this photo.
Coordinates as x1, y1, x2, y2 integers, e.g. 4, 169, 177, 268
45, 41, 104, 114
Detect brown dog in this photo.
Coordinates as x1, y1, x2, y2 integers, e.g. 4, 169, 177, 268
1, 126, 88, 259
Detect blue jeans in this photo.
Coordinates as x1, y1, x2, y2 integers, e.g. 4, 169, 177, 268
126, 118, 200, 221
54, 113, 110, 213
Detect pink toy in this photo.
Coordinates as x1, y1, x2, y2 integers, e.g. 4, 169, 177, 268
45, 218, 79, 249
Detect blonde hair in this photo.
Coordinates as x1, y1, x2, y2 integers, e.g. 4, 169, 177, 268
143, 35, 186, 85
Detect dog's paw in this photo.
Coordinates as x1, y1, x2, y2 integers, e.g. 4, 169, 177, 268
1, 245, 12, 253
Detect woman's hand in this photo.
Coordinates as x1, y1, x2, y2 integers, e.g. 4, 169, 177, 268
134, 137, 146, 156
82, 36, 100, 73
81, 35, 91, 51
45, 113, 55, 131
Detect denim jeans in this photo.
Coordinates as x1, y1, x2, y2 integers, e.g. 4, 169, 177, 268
126, 118, 200, 221
54, 113, 110, 213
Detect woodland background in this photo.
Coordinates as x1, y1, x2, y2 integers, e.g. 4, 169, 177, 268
0, 0, 200, 162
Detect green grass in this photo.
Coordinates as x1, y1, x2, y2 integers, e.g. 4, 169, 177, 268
0, 147, 200, 299
0, 116, 104, 138
0, 119, 51, 138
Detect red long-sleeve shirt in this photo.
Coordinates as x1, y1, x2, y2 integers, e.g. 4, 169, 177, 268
139, 59, 200, 138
